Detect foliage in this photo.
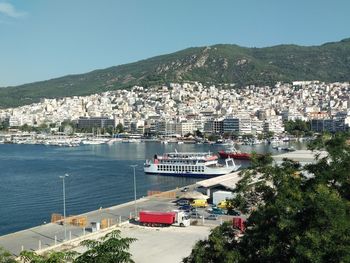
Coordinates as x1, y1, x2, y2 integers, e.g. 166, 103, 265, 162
183, 222, 242, 263
184, 134, 350, 263
20, 250, 77, 263
116, 123, 124, 133
19, 124, 42, 133
19, 230, 136, 263
195, 129, 203, 138
284, 119, 311, 137
207, 134, 220, 142
0, 247, 16, 263
0, 120, 9, 131
75, 230, 136, 263
58, 120, 76, 134
1, 39, 350, 108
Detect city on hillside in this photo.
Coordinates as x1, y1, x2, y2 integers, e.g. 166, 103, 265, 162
0, 81, 349, 143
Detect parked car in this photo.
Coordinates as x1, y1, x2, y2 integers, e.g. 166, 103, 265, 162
210, 207, 225, 215
177, 199, 190, 206
181, 187, 189, 192
190, 207, 198, 212
189, 211, 203, 219
205, 214, 218, 220
178, 205, 193, 213
226, 209, 241, 216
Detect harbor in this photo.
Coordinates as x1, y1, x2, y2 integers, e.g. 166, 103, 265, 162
0, 141, 307, 236
0, 176, 233, 257
0, 148, 322, 259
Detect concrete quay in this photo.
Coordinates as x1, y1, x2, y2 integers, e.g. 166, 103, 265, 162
0, 194, 183, 256
0, 184, 220, 259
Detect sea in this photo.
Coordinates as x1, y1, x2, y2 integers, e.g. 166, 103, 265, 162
0, 141, 306, 236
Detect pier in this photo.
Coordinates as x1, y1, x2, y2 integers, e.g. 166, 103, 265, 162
0, 195, 173, 256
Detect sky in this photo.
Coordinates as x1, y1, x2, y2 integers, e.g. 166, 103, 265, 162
0, 0, 349, 87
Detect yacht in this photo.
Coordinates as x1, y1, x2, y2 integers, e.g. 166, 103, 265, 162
81, 138, 110, 145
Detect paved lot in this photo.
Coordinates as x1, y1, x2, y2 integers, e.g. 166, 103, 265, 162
73, 224, 212, 263
0, 187, 227, 256
0, 197, 169, 254
121, 225, 211, 263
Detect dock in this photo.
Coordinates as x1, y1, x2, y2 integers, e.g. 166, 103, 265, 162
0, 195, 174, 256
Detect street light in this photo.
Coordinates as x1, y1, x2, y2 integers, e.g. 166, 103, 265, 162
130, 165, 138, 218
59, 173, 69, 240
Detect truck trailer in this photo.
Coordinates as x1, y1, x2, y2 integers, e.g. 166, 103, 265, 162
139, 211, 190, 227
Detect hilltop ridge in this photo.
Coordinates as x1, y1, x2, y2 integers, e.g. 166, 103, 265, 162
0, 38, 350, 108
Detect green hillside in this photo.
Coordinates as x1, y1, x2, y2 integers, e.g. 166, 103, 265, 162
1, 38, 350, 108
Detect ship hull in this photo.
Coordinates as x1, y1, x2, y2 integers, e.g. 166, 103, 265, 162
144, 164, 238, 177
218, 150, 251, 160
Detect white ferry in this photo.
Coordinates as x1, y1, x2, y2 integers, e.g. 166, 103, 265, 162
144, 151, 240, 177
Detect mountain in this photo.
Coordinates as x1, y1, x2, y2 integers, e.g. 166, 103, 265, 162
1, 38, 350, 108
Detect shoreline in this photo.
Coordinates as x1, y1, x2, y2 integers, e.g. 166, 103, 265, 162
0, 185, 190, 256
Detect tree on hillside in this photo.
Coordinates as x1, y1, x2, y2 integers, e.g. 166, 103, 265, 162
116, 123, 124, 133
0, 121, 9, 131
184, 133, 350, 263
195, 130, 203, 138
284, 119, 311, 137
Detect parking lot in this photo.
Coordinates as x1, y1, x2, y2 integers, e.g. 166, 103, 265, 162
73, 223, 212, 263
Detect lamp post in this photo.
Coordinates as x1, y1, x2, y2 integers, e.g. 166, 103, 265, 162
130, 165, 138, 218
59, 173, 69, 240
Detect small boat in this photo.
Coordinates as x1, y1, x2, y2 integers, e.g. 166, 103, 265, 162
122, 138, 141, 143
82, 138, 109, 145
218, 146, 252, 160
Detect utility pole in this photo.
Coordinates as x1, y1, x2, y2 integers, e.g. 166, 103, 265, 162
59, 173, 69, 240
130, 165, 138, 218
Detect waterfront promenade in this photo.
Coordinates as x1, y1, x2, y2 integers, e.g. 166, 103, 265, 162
0, 192, 186, 256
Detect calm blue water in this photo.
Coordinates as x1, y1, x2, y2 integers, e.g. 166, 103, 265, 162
0, 141, 306, 235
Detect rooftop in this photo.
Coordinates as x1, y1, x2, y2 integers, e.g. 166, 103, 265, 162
272, 150, 328, 165
196, 171, 242, 190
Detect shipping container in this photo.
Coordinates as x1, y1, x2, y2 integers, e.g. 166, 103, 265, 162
139, 210, 190, 227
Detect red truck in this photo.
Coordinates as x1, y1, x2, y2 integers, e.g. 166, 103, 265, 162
139, 211, 190, 227
233, 216, 246, 232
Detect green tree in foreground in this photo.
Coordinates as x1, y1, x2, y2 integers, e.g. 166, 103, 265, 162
0, 247, 16, 263
75, 230, 136, 263
20, 250, 76, 263
184, 133, 350, 263
19, 230, 136, 263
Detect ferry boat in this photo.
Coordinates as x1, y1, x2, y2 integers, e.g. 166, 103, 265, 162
144, 151, 240, 177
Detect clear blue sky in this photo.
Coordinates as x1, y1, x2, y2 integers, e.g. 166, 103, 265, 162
0, 0, 349, 87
